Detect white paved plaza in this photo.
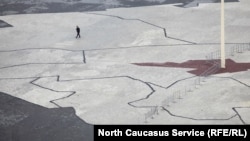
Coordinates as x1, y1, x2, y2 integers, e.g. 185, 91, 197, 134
0, 0, 250, 125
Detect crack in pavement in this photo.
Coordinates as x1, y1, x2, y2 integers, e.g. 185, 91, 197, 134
0, 75, 195, 115
1, 74, 249, 123
1, 42, 248, 70
0, 42, 248, 70
0, 75, 196, 108
82, 50, 86, 64
0, 48, 87, 69
30, 76, 76, 108
146, 76, 197, 90
160, 76, 250, 123
0, 48, 84, 53
85, 42, 250, 51
0, 1, 248, 125
162, 107, 239, 121
0, 43, 249, 123
0, 75, 156, 109
0, 42, 244, 56
211, 76, 250, 88
38, 75, 156, 109
0, 63, 84, 70
0, 43, 247, 53
232, 107, 246, 125
232, 107, 250, 125
86, 12, 197, 45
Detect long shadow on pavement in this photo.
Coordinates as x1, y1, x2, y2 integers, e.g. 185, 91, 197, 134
0, 92, 93, 141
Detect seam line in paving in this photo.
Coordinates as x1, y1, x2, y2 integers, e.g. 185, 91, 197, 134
232, 107, 247, 125
1, 74, 249, 123
162, 107, 238, 121
86, 12, 197, 44
211, 76, 250, 87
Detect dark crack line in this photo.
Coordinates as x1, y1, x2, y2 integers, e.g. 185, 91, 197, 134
0, 63, 84, 70
155, 66, 250, 122
125, 76, 156, 108
167, 36, 196, 44
0, 48, 83, 52
232, 107, 247, 125
210, 76, 250, 124
146, 76, 196, 89
85, 42, 249, 51
211, 76, 250, 88
1, 75, 249, 122
84, 43, 194, 51
0, 75, 76, 108
58, 75, 157, 109
0, 44, 192, 55
162, 107, 238, 121
0, 75, 158, 109
61, 76, 128, 82
0, 77, 38, 80
82, 50, 86, 63
158, 76, 250, 122
0, 42, 244, 70
0, 48, 87, 69
141, 76, 250, 121
86, 12, 164, 29
0, 42, 247, 54
87, 13, 167, 37
136, 19, 168, 38
0, 75, 156, 109
163, 28, 167, 37
86, 12, 196, 44
29, 75, 76, 108
0, 47, 249, 121
0, 45, 189, 53
147, 82, 166, 89
66, 76, 250, 122
54, 76, 156, 109
165, 76, 197, 89
228, 77, 250, 88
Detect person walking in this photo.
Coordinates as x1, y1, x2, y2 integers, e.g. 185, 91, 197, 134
76, 26, 80, 38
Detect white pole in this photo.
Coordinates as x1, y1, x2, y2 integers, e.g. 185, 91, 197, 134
221, 0, 226, 68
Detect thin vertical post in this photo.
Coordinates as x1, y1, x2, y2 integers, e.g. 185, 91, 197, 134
220, 0, 226, 68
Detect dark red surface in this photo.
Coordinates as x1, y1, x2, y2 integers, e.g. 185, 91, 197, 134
133, 59, 250, 76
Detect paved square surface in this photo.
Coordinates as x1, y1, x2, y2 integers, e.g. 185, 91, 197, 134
0, 0, 249, 140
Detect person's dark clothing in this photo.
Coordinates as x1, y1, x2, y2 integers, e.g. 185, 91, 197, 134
76, 26, 80, 38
